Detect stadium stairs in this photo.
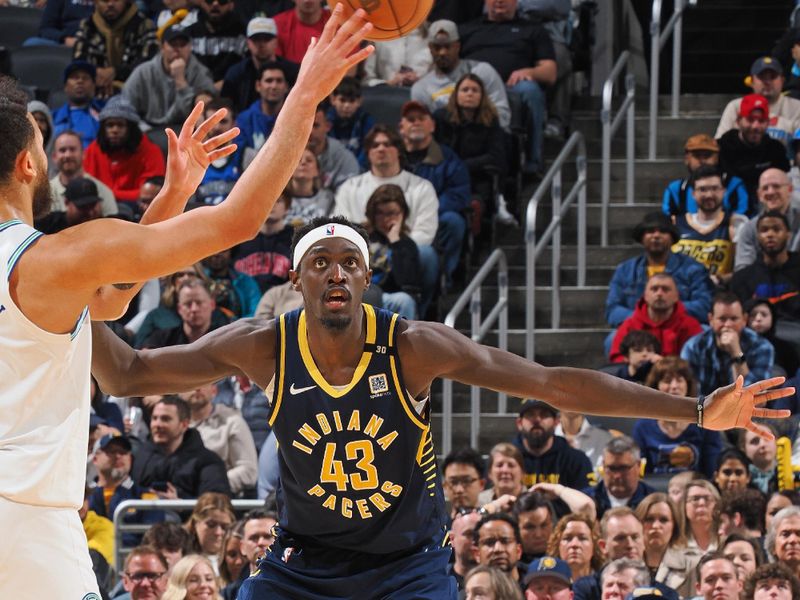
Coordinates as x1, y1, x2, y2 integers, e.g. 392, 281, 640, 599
429, 91, 734, 454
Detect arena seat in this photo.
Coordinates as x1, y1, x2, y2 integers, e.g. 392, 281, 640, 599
11, 45, 73, 96
0, 7, 44, 51
360, 85, 410, 127
145, 127, 169, 161
47, 89, 67, 110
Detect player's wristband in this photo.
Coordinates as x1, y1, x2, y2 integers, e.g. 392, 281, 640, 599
697, 395, 705, 429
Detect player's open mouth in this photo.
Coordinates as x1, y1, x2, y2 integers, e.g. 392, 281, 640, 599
324, 287, 350, 308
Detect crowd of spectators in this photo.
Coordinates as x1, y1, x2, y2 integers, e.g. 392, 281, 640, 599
9, 1, 800, 599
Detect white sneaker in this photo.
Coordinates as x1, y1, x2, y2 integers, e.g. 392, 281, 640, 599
495, 194, 518, 226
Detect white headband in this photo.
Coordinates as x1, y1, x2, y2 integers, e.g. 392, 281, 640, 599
292, 223, 370, 270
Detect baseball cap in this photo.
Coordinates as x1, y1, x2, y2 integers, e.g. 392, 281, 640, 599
523, 556, 572, 588
93, 432, 132, 455
400, 100, 431, 118
519, 399, 558, 418
684, 134, 718, 153
739, 93, 770, 120
64, 178, 102, 208
750, 56, 782, 77
632, 211, 679, 244
247, 16, 277, 38
428, 19, 459, 43
63, 60, 96, 83
626, 587, 664, 599
162, 25, 191, 44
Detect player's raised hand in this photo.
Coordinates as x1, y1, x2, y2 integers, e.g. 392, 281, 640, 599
703, 375, 794, 439
293, 4, 374, 102
163, 101, 240, 199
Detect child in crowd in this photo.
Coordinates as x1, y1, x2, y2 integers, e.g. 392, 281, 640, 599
609, 330, 662, 383
326, 77, 375, 164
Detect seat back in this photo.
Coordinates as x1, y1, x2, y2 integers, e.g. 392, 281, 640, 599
360, 85, 410, 129
0, 7, 44, 50
11, 45, 74, 96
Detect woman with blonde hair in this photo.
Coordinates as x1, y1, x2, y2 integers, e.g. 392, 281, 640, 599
681, 479, 721, 552
161, 554, 221, 600
464, 564, 523, 600
635, 492, 698, 597
185, 493, 235, 575
545, 513, 604, 580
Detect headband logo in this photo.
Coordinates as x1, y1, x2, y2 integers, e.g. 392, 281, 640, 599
326, 225, 335, 235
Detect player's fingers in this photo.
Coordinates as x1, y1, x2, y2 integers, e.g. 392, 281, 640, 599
207, 143, 238, 162
181, 101, 205, 141
165, 127, 178, 154
203, 127, 239, 151
316, 2, 344, 47
345, 43, 375, 70
744, 376, 787, 394
194, 108, 227, 141
330, 8, 369, 52
745, 420, 776, 441
752, 408, 791, 419
754, 386, 796, 405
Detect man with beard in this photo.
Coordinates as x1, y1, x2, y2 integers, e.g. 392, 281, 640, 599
52, 61, 105, 149
35, 177, 105, 234
0, 9, 373, 597
222, 18, 300, 113
91, 210, 793, 598
716, 57, 800, 148
236, 62, 290, 157
184, 0, 247, 86
605, 212, 714, 331
72, 0, 159, 97
718, 93, 790, 201
473, 513, 526, 585
411, 20, 510, 129
49, 130, 118, 217
662, 134, 749, 218
512, 399, 593, 490
735, 168, 800, 270
671, 165, 748, 284
682, 291, 775, 395
201, 247, 261, 319
183, 381, 258, 495
732, 211, 800, 324
83, 96, 166, 205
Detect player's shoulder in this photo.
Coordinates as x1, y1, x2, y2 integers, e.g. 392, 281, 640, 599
395, 318, 459, 352
206, 315, 277, 347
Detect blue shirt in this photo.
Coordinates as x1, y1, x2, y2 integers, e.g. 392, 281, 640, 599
680, 327, 774, 395
235, 100, 279, 151
52, 100, 105, 148
632, 419, 723, 478
662, 176, 749, 217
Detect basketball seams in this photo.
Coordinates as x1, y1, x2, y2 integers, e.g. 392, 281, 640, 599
328, 0, 433, 40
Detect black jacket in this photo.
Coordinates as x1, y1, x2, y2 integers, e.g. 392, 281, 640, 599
131, 428, 231, 498
368, 232, 421, 294
731, 252, 800, 323
581, 480, 656, 520
718, 129, 790, 202
511, 434, 593, 489
433, 109, 507, 179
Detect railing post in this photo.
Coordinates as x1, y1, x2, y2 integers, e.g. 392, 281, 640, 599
498, 263, 508, 413
526, 207, 536, 361
601, 99, 611, 247
649, 0, 662, 160
550, 169, 562, 329
470, 289, 481, 449
577, 144, 587, 287
672, 0, 684, 117
626, 70, 636, 205
442, 378, 452, 455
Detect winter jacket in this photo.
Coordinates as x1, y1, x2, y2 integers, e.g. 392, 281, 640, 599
605, 252, 714, 327
405, 140, 471, 216
511, 434, 593, 490
83, 133, 165, 202
609, 299, 703, 362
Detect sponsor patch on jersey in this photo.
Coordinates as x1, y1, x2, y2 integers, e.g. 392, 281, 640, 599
368, 373, 389, 396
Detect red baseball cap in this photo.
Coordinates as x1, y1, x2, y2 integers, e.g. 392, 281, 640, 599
739, 94, 769, 119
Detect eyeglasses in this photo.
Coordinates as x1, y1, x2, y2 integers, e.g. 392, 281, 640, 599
478, 536, 515, 547
686, 495, 715, 505
370, 141, 394, 149
605, 464, 636, 474
126, 571, 166, 583
445, 477, 478, 488
695, 185, 723, 193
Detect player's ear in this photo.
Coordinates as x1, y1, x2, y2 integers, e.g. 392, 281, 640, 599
289, 269, 301, 290
364, 269, 372, 287
15, 148, 37, 183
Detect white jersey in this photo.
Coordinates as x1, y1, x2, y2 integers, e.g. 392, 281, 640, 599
0, 219, 91, 509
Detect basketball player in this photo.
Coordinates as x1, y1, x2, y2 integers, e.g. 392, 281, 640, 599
91, 215, 793, 599
0, 7, 373, 598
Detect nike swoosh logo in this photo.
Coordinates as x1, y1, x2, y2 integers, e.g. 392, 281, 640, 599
289, 383, 317, 396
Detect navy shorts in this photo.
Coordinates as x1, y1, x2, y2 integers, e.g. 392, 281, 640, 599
237, 529, 458, 600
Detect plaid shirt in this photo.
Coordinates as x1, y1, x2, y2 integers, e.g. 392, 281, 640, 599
73, 9, 158, 82
680, 327, 773, 395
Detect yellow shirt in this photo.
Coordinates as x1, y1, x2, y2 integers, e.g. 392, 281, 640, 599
83, 510, 115, 567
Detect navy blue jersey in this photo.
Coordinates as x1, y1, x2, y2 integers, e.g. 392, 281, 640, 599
268, 305, 447, 554
672, 213, 735, 275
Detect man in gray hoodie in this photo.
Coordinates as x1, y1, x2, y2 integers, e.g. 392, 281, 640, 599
122, 26, 216, 129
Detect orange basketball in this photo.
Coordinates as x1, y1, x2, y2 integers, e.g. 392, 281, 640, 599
328, 0, 435, 41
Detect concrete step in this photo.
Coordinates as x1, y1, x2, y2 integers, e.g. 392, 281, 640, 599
495, 243, 639, 267
571, 115, 721, 141
572, 93, 733, 114
477, 328, 610, 369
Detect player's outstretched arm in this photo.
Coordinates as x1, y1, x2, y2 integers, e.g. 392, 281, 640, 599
90, 103, 239, 320
91, 319, 276, 397
18, 6, 374, 334
399, 321, 793, 439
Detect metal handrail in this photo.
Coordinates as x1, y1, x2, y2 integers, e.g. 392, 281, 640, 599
441, 248, 509, 455
649, 0, 697, 159
601, 50, 636, 247
525, 132, 587, 361
113, 498, 264, 569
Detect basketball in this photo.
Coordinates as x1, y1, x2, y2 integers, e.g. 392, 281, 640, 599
329, 0, 435, 41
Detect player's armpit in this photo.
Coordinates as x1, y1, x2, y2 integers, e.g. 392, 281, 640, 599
91, 319, 276, 397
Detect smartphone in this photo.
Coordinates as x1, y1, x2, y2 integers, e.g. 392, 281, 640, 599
151, 481, 169, 492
